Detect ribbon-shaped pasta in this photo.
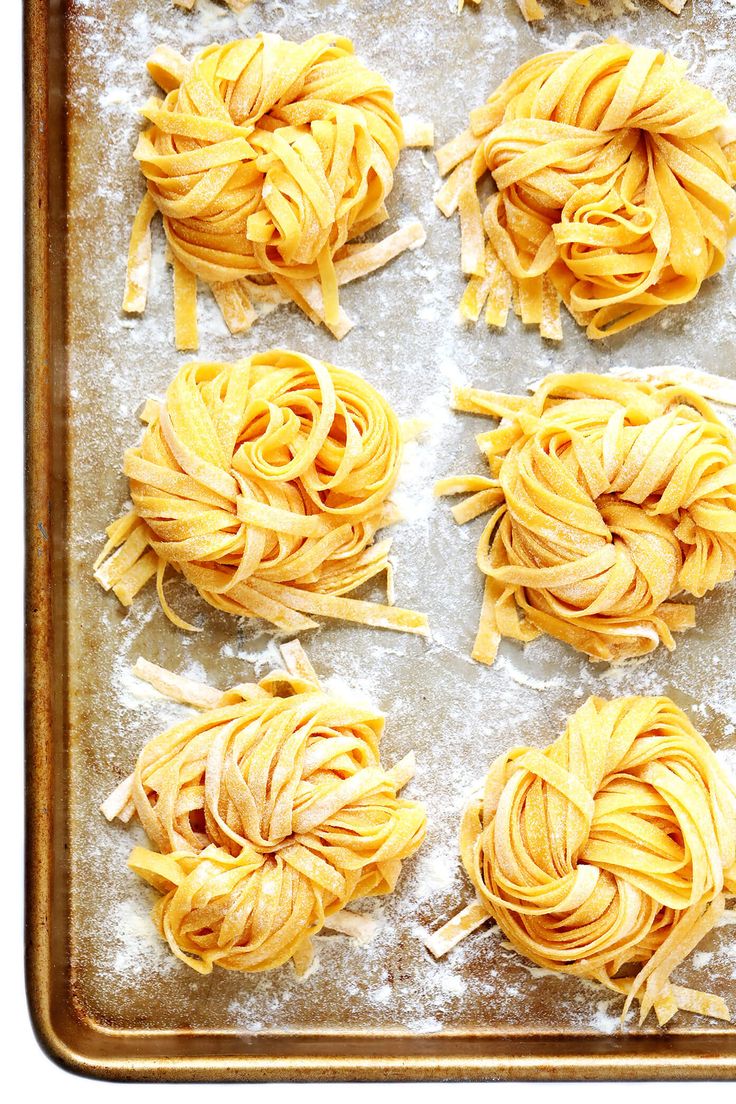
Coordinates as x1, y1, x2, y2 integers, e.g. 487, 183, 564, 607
124, 33, 429, 348
435, 40, 736, 340
95, 350, 428, 637
426, 695, 736, 1026
102, 644, 426, 974
437, 370, 736, 665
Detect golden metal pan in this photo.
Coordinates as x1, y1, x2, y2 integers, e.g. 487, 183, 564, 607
25, 0, 736, 1080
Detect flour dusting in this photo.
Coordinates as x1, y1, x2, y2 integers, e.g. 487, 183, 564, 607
64, 0, 736, 1040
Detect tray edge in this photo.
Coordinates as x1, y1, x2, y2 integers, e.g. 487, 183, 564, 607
21, 0, 736, 1082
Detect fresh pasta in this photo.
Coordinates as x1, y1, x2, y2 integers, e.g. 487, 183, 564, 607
124, 33, 430, 349
435, 40, 736, 341
94, 350, 428, 637
425, 695, 736, 1026
102, 643, 426, 974
437, 369, 736, 665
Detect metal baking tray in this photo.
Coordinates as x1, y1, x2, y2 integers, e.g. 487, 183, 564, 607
26, 0, 736, 1081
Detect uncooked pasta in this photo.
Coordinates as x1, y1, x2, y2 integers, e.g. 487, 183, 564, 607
102, 643, 426, 974
425, 695, 736, 1026
437, 369, 736, 665
124, 33, 431, 349
435, 40, 736, 341
95, 350, 428, 636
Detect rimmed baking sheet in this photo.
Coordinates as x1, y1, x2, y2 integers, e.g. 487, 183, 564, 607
26, 0, 736, 1080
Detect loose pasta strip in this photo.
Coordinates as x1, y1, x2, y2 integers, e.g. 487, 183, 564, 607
95, 350, 428, 638
437, 370, 736, 665
124, 33, 432, 348
425, 695, 736, 1026
435, 40, 736, 341
103, 642, 426, 974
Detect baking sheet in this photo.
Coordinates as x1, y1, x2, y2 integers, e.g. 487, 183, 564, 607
55, 0, 736, 1062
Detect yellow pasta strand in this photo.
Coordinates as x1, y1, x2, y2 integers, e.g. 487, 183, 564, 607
105, 644, 426, 974
426, 695, 736, 1026
95, 350, 428, 637
437, 371, 736, 664
125, 33, 427, 346
436, 40, 736, 341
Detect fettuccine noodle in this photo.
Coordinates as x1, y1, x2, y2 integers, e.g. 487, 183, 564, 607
102, 643, 426, 974
95, 350, 428, 637
437, 370, 736, 665
124, 33, 430, 349
435, 40, 736, 340
425, 695, 736, 1026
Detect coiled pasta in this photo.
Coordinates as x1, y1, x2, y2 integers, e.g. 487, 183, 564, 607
426, 695, 736, 1026
124, 33, 428, 348
102, 645, 426, 974
95, 350, 428, 637
438, 370, 736, 665
435, 41, 736, 340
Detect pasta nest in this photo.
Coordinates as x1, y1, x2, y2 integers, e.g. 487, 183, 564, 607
111, 661, 426, 973
438, 372, 736, 665
95, 350, 427, 636
125, 33, 422, 346
460, 695, 736, 1024
436, 41, 736, 340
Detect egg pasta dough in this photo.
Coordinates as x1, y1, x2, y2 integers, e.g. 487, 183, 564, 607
425, 695, 736, 1027
124, 33, 431, 349
95, 350, 428, 637
102, 643, 426, 975
435, 40, 736, 341
437, 369, 736, 665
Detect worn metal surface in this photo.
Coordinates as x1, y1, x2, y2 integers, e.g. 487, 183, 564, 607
26, 0, 736, 1080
